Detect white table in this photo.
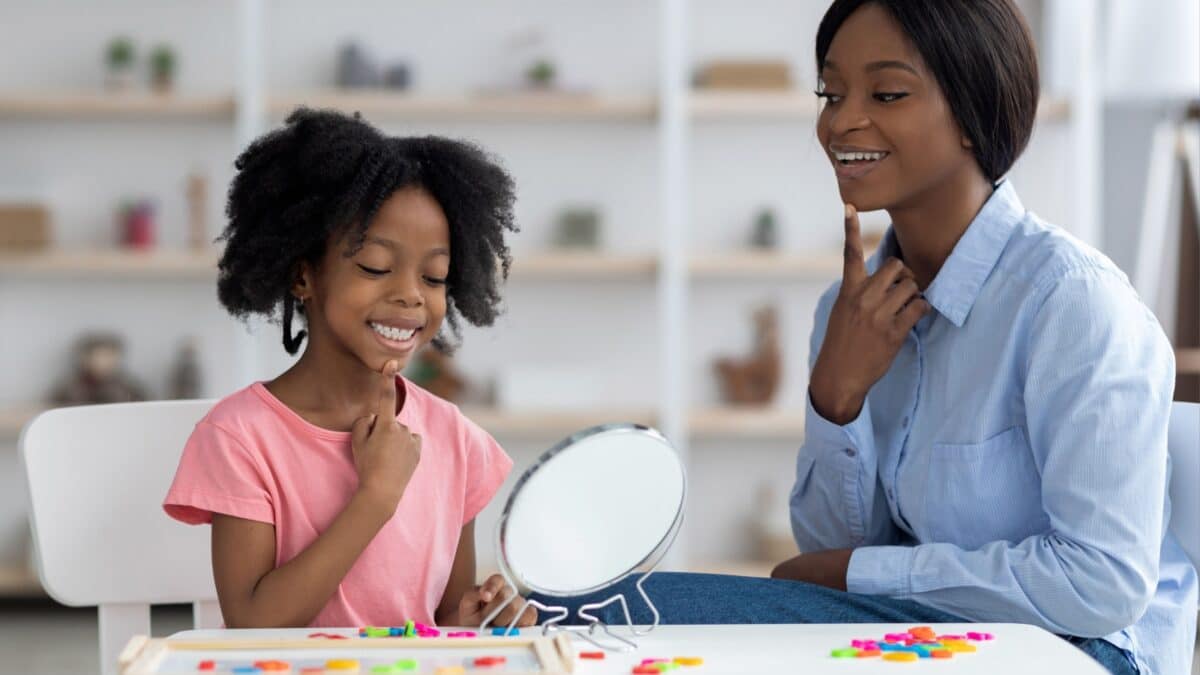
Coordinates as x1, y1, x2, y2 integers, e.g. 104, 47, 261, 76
170, 623, 1109, 673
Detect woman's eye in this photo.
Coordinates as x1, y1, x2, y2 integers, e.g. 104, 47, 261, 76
815, 91, 843, 105
424, 276, 448, 286
875, 92, 909, 103
357, 264, 389, 276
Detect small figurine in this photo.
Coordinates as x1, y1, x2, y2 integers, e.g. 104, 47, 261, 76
714, 306, 782, 406
169, 337, 202, 399
118, 199, 156, 249
383, 62, 412, 90
337, 42, 380, 88
50, 333, 148, 406
186, 172, 208, 250
405, 347, 465, 403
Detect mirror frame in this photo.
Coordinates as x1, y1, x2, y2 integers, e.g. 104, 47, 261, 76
494, 423, 687, 598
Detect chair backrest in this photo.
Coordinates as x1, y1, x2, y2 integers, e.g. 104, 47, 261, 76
1168, 401, 1200, 570
20, 399, 220, 675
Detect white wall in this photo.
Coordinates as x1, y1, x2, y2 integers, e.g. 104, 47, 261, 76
0, 0, 1089, 575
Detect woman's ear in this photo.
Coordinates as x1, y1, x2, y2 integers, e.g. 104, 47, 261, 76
961, 134, 974, 150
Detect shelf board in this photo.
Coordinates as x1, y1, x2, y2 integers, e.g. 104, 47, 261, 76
0, 405, 42, 439
3, 404, 806, 442
0, 91, 236, 120
270, 90, 658, 122
0, 565, 43, 597
690, 90, 819, 121
1179, 348, 1200, 376
690, 90, 1070, 123
510, 252, 658, 280
690, 407, 804, 440
689, 251, 842, 281
460, 407, 657, 438
0, 249, 220, 280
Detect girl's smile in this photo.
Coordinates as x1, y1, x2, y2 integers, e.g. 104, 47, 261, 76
367, 318, 425, 356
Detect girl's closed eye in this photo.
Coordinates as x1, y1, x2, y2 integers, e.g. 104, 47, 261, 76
424, 276, 447, 286
357, 263, 390, 276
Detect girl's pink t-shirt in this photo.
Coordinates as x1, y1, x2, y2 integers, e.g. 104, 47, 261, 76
162, 377, 512, 627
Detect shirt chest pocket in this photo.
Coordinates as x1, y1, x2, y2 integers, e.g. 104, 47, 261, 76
921, 426, 1049, 549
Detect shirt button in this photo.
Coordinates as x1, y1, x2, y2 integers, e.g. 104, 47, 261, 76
887, 488, 895, 499
844, 448, 857, 458
901, 416, 910, 428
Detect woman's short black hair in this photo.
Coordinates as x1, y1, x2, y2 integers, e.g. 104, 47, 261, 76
217, 107, 517, 354
816, 0, 1040, 182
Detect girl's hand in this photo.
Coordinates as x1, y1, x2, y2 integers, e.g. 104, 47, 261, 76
351, 360, 421, 513
809, 205, 931, 424
457, 574, 538, 628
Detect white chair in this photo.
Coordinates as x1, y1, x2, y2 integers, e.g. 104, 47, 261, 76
20, 400, 220, 675
1169, 400, 1200, 571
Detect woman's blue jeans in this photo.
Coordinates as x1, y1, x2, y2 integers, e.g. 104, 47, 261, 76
528, 572, 1137, 674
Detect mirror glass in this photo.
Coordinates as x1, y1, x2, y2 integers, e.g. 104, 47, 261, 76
496, 424, 686, 597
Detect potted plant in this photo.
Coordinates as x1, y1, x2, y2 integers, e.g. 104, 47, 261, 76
526, 59, 556, 89
149, 45, 177, 93
105, 37, 136, 90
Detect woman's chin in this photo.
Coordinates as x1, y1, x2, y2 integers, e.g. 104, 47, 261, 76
837, 189, 887, 213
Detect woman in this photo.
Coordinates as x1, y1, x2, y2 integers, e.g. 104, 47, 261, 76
535, 2, 1194, 673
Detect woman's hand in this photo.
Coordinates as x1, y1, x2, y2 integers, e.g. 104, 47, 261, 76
809, 205, 931, 424
351, 359, 422, 514
456, 574, 538, 628
770, 549, 854, 591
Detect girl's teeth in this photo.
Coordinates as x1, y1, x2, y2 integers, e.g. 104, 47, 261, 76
371, 322, 416, 341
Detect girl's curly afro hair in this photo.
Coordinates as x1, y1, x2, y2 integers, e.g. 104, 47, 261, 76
216, 107, 517, 355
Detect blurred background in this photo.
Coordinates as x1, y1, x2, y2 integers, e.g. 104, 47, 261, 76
0, 0, 1197, 670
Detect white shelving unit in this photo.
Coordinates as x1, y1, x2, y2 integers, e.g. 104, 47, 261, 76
0, 0, 1096, 586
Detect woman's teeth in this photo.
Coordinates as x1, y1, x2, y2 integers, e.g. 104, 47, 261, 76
370, 322, 417, 341
835, 151, 887, 163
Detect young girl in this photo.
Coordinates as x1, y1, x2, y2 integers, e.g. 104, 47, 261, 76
533, 2, 1194, 673
164, 108, 537, 630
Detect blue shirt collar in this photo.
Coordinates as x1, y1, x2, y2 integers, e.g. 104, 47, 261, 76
869, 180, 1025, 328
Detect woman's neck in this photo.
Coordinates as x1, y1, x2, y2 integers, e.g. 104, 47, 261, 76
887, 167, 994, 291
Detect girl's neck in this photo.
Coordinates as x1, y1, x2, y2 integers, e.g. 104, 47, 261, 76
267, 338, 404, 432
887, 167, 994, 291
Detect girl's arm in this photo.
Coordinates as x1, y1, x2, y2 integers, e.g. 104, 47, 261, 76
434, 520, 537, 628
213, 360, 422, 627
434, 520, 478, 624
212, 490, 395, 627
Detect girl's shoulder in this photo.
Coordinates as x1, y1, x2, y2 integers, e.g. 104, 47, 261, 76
399, 377, 470, 430
189, 383, 291, 448
399, 377, 498, 449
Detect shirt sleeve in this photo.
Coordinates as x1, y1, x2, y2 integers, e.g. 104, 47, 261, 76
846, 267, 1173, 638
163, 420, 275, 526
459, 413, 514, 525
789, 285, 906, 551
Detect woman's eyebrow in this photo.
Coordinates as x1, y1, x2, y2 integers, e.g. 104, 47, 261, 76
822, 58, 919, 76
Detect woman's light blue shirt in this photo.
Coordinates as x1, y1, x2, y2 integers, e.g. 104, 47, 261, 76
790, 181, 1197, 674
